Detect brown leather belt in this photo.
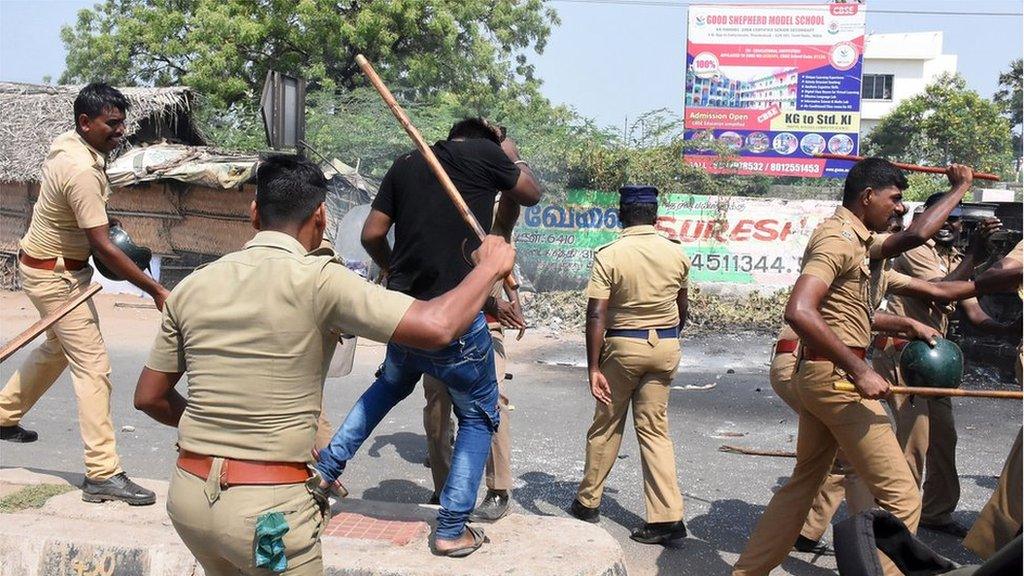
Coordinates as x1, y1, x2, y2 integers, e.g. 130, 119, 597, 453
176, 450, 310, 487
803, 346, 866, 362
19, 251, 88, 271
775, 339, 799, 355
872, 335, 911, 351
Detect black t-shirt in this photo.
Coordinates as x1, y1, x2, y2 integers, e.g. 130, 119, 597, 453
372, 138, 520, 299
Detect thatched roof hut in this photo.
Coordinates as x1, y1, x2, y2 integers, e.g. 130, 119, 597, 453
0, 82, 204, 183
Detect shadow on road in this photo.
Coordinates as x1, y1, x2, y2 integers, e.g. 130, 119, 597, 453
362, 478, 435, 504
513, 470, 645, 529
682, 498, 836, 576
366, 431, 430, 466
0, 466, 84, 488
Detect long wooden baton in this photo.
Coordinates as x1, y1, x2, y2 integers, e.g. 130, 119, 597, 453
816, 153, 1000, 182
354, 54, 519, 293
833, 381, 1022, 399
0, 283, 102, 362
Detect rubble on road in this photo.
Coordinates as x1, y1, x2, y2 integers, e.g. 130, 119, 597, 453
522, 287, 789, 333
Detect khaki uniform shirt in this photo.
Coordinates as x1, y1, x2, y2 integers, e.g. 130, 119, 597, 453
1008, 240, 1023, 301
20, 131, 111, 260
886, 240, 963, 335
800, 206, 912, 348
585, 225, 691, 329
777, 324, 799, 343
146, 231, 414, 462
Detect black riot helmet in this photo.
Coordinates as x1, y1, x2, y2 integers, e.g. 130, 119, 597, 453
95, 223, 152, 281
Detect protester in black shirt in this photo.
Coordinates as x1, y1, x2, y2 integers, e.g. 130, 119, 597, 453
363, 119, 539, 297
324, 118, 539, 557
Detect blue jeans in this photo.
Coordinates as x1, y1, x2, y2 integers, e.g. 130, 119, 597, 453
316, 313, 499, 540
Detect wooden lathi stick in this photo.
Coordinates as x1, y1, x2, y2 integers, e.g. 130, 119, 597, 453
1, 283, 102, 362
719, 444, 797, 458
354, 54, 519, 292
816, 153, 1000, 181
833, 381, 1021, 399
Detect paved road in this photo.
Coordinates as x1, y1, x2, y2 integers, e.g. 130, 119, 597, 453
2, 292, 1020, 575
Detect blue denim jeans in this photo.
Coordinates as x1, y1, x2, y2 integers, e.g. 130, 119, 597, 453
316, 313, 499, 540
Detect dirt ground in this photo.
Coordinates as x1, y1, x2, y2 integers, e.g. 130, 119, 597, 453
1, 290, 1021, 575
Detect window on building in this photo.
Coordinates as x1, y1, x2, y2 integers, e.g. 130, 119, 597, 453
862, 74, 893, 100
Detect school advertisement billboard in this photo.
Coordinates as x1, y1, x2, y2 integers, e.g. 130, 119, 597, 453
683, 2, 866, 178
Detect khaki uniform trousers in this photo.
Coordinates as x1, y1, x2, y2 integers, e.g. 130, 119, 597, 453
874, 343, 959, 525
734, 359, 921, 576
769, 351, 873, 541
577, 334, 684, 523
0, 260, 121, 479
167, 465, 326, 576
963, 428, 1022, 559
424, 326, 511, 494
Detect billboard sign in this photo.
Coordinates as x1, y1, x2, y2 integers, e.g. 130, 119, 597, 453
683, 2, 867, 178
514, 190, 839, 293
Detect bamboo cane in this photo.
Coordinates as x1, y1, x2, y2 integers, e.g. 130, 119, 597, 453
833, 381, 1021, 399
354, 54, 519, 292
1, 283, 102, 363
719, 444, 797, 458
815, 153, 1000, 181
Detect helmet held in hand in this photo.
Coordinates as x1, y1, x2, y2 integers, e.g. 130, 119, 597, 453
899, 337, 964, 389
95, 223, 152, 281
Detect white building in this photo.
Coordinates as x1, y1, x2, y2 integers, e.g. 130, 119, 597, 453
860, 31, 958, 136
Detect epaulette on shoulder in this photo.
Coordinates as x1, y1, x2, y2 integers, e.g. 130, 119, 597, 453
594, 238, 618, 254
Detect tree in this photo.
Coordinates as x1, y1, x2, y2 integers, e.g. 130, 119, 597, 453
994, 58, 1022, 159
863, 74, 1015, 178
60, 0, 559, 110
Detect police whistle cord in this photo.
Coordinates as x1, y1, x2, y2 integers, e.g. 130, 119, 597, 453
815, 153, 1000, 182
719, 444, 797, 458
354, 54, 520, 295
0, 283, 102, 363
833, 381, 1022, 399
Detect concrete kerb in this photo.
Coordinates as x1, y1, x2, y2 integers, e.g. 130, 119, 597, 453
0, 468, 627, 576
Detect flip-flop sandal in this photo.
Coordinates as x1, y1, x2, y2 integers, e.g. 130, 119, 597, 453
434, 525, 486, 558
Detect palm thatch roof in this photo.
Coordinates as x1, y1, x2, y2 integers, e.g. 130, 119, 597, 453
0, 82, 205, 183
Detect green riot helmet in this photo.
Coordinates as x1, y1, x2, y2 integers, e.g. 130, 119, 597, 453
95, 223, 152, 281
898, 337, 964, 389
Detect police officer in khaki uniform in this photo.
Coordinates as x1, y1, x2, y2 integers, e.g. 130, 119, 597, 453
769, 325, 874, 552
733, 159, 979, 576
1, 83, 165, 505
964, 239, 1023, 559
569, 185, 689, 545
134, 155, 516, 574
873, 196, 1011, 538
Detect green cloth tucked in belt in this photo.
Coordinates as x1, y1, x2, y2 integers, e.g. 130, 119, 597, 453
254, 511, 289, 572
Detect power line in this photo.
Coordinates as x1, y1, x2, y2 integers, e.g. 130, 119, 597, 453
546, 0, 1023, 17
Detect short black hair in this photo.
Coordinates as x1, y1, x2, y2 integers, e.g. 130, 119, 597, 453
73, 82, 130, 120
619, 202, 658, 228
448, 117, 500, 144
255, 154, 327, 227
842, 157, 908, 206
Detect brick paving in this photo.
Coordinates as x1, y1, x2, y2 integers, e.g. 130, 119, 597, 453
323, 511, 428, 546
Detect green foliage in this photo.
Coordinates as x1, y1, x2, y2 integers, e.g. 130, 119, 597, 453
903, 172, 954, 203
59, 0, 855, 199
60, 0, 559, 110
864, 74, 1015, 178
994, 58, 1022, 157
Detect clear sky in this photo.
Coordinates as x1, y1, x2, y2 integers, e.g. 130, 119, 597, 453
2, 0, 1021, 130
